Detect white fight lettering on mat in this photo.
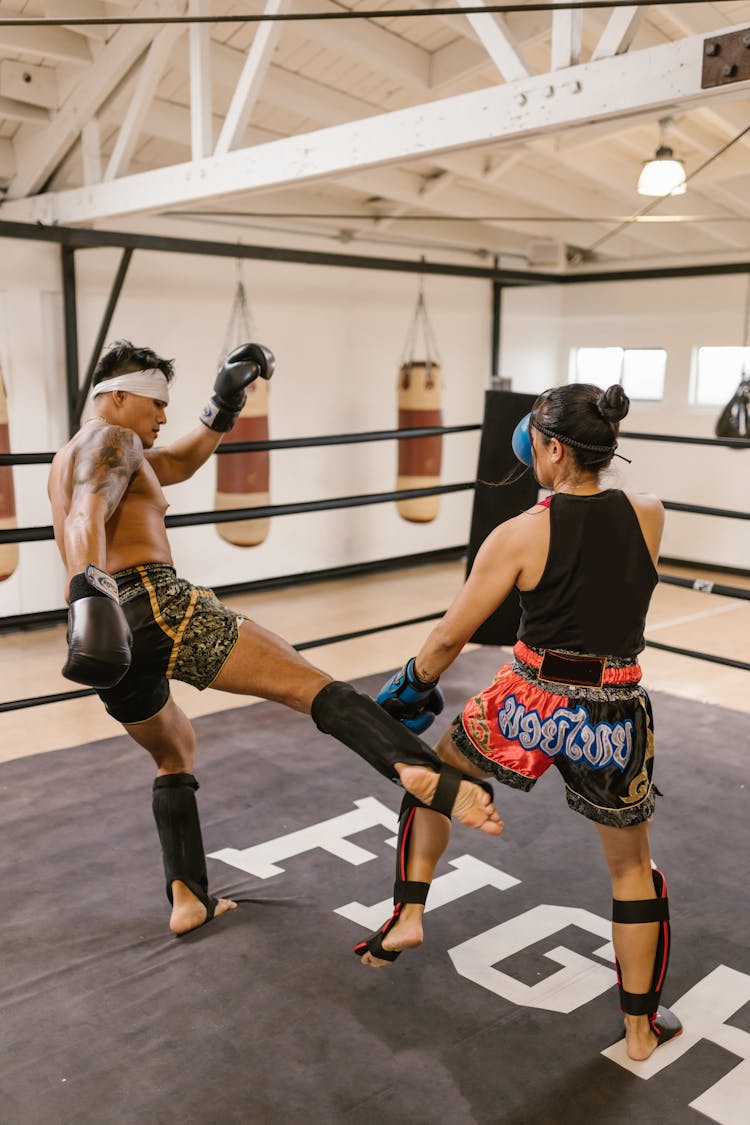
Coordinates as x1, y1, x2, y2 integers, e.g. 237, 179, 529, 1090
602, 965, 750, 1125
498, 694, 634, 771
336, 855, 520, 929
449, 904, 616, 1013
208, 796, 397, 878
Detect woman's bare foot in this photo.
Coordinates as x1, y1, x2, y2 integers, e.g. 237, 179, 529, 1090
624, 1014, 659, 1061
169, 880, 237, 935
397, 765, 504, 835
360, 905, 425, 968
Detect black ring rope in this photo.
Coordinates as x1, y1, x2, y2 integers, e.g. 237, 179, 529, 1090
657, 573, 750, 601
0, 611, 447, 714
3, 487, 749, 546
0, 482, 474, 545
620, 431, 750, 449
4, 424, 749, 468
643, 641, 750, 674
0, 424, 479, 467
0, 2, 719, 30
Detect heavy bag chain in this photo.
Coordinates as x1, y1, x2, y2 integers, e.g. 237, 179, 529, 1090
399, 276, 442, 390
220, 259, 256, 363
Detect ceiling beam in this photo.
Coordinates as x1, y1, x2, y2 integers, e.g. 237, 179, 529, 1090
456, 0, 533, 82
215, 0, 290, 157
6, 0, 185, 201
188, 0, 212, 160
104, 24, 184, 180
591, 7, 644, 61
7, 23, 750, 226
0, 24, 92, 64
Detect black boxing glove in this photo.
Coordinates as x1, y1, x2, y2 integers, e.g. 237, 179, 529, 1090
199, 342, 275, 432
62, 565, 132, 689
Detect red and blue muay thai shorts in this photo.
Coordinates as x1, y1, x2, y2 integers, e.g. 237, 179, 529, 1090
451, 641, 655, 827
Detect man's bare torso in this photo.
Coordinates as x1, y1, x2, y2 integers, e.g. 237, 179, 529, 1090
49, 420, 173, 577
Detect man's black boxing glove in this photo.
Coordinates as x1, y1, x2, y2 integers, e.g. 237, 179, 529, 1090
200, 342, 275, 432
62, 565, 132, 689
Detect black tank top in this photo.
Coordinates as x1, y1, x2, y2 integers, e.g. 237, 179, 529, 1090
517, 490, 657, 657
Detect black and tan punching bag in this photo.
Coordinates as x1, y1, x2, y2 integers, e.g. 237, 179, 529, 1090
396, 281, 443, 523
396, 360, 442, 522
215, 376, 271, 545
0, 369, 18, 581
214, 272, 271, 546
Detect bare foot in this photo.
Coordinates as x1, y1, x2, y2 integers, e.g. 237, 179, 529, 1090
624, 1014, 659, 1061
360, 905, 425, 968
169, 879, 237, 935
397, 765, 504, 835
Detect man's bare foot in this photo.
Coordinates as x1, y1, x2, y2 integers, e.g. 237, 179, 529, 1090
169, 879, 237, 935
397, 765, 504, 835
360, 905, 425, 968
624, 1014, 659, 1061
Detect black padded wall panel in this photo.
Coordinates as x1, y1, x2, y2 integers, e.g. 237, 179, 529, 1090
466, 389, 540, 645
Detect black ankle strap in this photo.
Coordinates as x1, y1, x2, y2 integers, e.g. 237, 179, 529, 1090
394, 879, 430, 905
613, 897, 669, 924
430, 764, 462, 817
619, 987, 660, 1016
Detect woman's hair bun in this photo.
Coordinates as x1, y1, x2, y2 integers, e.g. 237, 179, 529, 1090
597, 383, 630, 424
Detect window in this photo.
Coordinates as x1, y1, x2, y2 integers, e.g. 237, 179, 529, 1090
692, 347, 750, 406
569, 347, 666, 401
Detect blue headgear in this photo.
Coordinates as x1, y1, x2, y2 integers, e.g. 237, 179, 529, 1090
511, 411, 621, 466
511, 413, 534, 466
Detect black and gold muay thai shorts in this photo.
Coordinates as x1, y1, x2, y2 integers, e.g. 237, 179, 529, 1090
451, 640, 656, 828
97, 564, 243, 724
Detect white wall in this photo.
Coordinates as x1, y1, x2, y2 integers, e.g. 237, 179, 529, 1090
3, 232, 747, 623
502, 275, 750, 571
0, 230, 492, 617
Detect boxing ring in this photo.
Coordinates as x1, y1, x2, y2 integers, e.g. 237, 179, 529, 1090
1, 416, 749, 713
0, 229, 749, 1124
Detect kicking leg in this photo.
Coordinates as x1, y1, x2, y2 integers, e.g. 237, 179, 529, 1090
597, 822, 681, 1060
358, 726, 500, 967
123, 697, 236, 935
211, 621, 502, 834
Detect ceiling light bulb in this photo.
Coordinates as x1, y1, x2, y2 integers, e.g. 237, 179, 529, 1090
637, 143, 686, 197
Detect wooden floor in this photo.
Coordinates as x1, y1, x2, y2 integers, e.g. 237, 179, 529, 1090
1, 559, 748, 764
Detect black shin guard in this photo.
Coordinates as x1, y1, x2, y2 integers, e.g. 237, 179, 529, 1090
152, 773, 217, 920
354, 790, 433, 961
311, 680, 442, 781
613, 868, 682, 1043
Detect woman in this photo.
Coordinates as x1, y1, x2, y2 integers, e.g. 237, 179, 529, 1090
364, 382, 682, 1062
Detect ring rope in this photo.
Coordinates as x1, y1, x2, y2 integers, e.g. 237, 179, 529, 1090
3, 489, 749, 547
3, 423, 749, 468
2, 618, 747, 715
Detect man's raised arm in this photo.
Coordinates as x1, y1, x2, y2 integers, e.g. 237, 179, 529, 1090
148, 343, 274, 486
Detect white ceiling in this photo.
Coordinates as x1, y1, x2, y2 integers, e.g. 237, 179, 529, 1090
1, 0, 750, 272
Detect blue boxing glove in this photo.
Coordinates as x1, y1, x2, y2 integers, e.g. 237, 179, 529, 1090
376, 657, 445, 734
511, 412, 533, 466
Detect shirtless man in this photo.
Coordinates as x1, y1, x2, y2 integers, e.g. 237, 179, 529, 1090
48, 340, 501, 935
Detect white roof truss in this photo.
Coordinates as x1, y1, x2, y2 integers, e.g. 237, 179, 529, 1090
104, 22, 185, 181
214, 0, 291, 157
7, 0, 186, 200
591, 6, 645, 62
456, 0, 533, 82
7, 20, 750, 230
188, 0, 212, 160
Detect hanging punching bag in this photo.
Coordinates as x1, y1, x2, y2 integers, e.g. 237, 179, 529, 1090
216, 376, 271, 545
0, 369, 18, 581
396, 281, 443, 523
213, 272, 271, 546
396, 360, 443, 522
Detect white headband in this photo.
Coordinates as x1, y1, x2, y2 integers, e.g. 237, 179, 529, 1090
93, 368, 170, 404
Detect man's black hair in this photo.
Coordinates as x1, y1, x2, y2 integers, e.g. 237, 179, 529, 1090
92, 340, 175, 386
